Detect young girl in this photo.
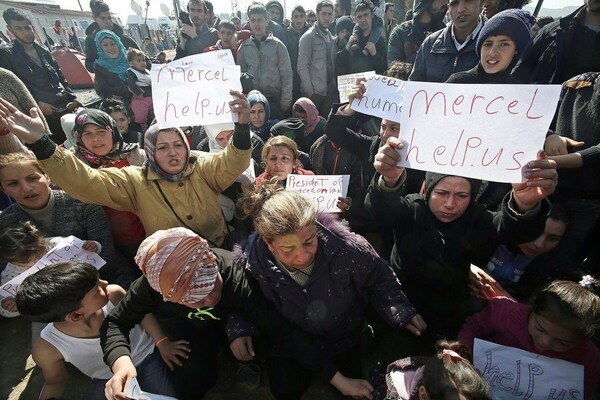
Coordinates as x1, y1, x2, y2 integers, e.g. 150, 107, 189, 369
126, 48, 153, 131
0, 221, 100, 318
99, 96, 144, 146
373, 340, 490, 400
458, 279, 600, 399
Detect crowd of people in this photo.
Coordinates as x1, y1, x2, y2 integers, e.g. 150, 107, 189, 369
0, 0, 599, 399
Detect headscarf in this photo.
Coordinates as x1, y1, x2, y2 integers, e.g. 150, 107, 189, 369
136, 228, 219, 305
144, 124, 191, 182
72, 108, 137, 168
247, 90, 278, 141
94, 30, 129, 81
269, 118, 305, 141
293, 97, 325, 135
423, 172, 480, 203
204, 122, 235, 153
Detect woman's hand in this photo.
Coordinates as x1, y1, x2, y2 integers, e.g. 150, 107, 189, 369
230, 336, 255, 361
105, 356, 137, 400
0, 98, 47, 144
330, 372, 373, 399
1, 296, 17, 313
469, 265, 513, 300
82, 240, 99, 253
512, 151, 557, 212
405, 314, 427, 336
544, 134, 584, 156
374, 136, 405, 187
157, 339, 191, 370
336, 196, 352, 214
229, 90, 250, 125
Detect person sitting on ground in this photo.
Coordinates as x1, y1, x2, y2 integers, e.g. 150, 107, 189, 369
101, 228, 320, 400
16, 262, 178, 400
372, 340, 490, 400
234, 182, 427, 400
93, 30, 132, 101
0, 222, 100, 318
248, 90, 279, 143
291, 97, 326, 153
459, 278, 600, 399
254, 136, 314, 185
0, 152, 132, 288
366, 138, 558, 351
99, 96, 144, 146
0, 91, 252, 248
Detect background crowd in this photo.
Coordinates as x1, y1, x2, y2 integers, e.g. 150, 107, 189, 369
0, 0, 599, 399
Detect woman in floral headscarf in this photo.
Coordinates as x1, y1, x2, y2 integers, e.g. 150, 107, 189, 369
93, 30, 132, 100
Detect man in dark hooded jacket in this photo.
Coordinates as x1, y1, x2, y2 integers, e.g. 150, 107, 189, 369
84, 0, 139, 72
387, 0, 448, 65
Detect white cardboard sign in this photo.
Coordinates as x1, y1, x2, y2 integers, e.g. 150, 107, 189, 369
152, 51, 242, 129
0, 236, 105, 298
350, 74, 404, 122
286, 174, 350, 213
473, 339, 584, 400
397, 82, 561, 183
338, 71, 375, 103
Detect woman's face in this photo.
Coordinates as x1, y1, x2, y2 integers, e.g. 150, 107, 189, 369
292, 108, 308, 128
528, 313, 582, 353
518, 217, 566, 257
265, 225, 318, 271
265, 145, 295, 180
215, 130, 234, 149
101, 38, 119, 59
154, 130, 188, 174
428, 176, 471, 223
480, 34, 517, 74
0, 162, 51, 210
250, 102, 266, 128
80, 124, 113, 156
111, 111, 130, 134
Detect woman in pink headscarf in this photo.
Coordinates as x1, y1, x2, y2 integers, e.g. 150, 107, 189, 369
292, 97, 326, 153
101, 227, 318, 400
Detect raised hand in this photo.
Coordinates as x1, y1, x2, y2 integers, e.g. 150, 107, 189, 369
512, 151, 557, 212
544, 134, 584, 156
229, 90, 250, 125
374, 136, 405, 187
0, 98, 47, 144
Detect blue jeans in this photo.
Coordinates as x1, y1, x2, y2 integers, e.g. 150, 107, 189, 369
87, 349, 176, 399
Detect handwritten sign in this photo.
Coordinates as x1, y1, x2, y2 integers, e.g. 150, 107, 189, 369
152, 51, 242, 129
125, 377, 177, 400
350, 74, 404, 122
0, 236, 105, 298
473, 339, 584, 400
338, 71, 375, 103
286, 174, 350, 213
397, 82, 561, 183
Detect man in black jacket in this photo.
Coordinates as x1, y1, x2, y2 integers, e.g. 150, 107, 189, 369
84, 0, 139, 72
174, 0, 218, 60
0, 8, 76, 144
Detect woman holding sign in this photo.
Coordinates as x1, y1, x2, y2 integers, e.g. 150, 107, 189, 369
232, 182, 427, 400
366, 136, 557, 351
0, 90, 252, 248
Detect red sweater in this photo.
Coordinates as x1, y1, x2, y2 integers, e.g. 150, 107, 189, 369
458, 297, 600, 399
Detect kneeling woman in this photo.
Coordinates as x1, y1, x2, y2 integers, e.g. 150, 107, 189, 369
235, 183, 426, 400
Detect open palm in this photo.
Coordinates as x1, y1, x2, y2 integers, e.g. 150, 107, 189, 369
0, 98, 47, 144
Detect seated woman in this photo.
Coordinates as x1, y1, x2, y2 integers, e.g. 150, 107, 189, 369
102, 228, 320, 400
291, 97, 326, 153
248, 90, 279, 143
458, 278, 600, 399
99, 96, 144, 146
255, 135, 313, 185
367, 136, 558, 351
93, 30, 132, 101
0, 92, 252, 248
0, 152, 134, 288
234, 183, 426, 400
372, 340, 489, 400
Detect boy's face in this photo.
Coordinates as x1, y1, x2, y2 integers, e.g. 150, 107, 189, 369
291, 10, 307, 30
268, 6, 282, 22
130, 55, 146, 71
73, 279, 110, 317
218, 27, 235, 47
249, 13, 268, 38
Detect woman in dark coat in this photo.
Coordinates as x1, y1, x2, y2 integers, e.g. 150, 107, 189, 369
93, 30, 132, 101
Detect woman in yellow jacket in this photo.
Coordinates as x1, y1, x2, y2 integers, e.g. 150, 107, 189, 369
0, 91, 251, 247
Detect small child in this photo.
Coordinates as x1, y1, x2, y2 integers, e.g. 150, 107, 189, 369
459, 278, 600, 399
349, 0, 384, 56
126, 48, 153, 131
15, 261, 179, 399
99, 95, 145, 147
373, 340, 490, 400
0, 221, 100, 318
